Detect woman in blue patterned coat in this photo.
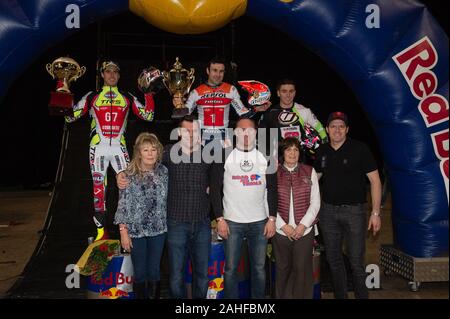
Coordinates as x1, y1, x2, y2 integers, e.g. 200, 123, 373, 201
114, 132, 168, 299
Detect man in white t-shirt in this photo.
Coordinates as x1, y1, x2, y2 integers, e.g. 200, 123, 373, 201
211, 118, 278, 299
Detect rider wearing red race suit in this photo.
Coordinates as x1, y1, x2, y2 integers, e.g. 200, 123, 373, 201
65, 61, 155, 241
183, 58, 269, 145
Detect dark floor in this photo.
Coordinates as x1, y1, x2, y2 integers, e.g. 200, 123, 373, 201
0, 191, 448, 299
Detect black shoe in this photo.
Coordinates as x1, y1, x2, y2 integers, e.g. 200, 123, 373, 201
134, 281, 146, 299
147, 281, 161, 299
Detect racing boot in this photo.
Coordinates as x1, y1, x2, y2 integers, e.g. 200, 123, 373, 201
93, 211, 109, 241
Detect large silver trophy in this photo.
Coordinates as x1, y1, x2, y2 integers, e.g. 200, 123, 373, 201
46, 57, 86, 116
162, 57, 195, 118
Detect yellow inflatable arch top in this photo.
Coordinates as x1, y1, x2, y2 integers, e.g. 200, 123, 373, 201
129, 0, 248, 34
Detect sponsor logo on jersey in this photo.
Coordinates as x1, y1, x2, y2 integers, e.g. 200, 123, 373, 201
89, 147, 95, 165
280, 126, 301, 139
198, 98, 231, 106
104, 91, 117, 99
92, 172, 104, 186
278, 110, 299, 125
201, 92, 226, 99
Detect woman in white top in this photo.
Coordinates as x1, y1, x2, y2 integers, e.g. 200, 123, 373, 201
273, 137, 320, 298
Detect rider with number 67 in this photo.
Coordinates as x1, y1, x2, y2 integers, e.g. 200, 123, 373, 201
65, 60, 160, 241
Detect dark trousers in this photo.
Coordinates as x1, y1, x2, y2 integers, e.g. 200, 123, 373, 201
167, 218, 211, 299
130, 233, 167, 283
319, 202, 368, 299
273, 231, 314, 299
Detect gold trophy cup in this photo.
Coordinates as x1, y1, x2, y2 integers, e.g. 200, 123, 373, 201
162, 57, 195, 118
46, 57, 86, 116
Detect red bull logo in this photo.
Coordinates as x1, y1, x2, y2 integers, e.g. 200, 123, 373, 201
393, 36, 449, 192
90, 272, 133, 285
187, 257, 245, 278
206, 258, 245, 277
207, 260, 225, 277
208, 277, 224, 292
99, 287, 129, 299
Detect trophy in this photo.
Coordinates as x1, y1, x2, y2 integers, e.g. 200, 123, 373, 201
46, 57, 86, 116
162, 57, 195, 118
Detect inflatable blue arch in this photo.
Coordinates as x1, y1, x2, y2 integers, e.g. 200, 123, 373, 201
0, 0, 448, 257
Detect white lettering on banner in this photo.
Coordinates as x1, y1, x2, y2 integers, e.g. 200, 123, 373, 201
393, 36, 449, 199
419, 94, 449, 127
432, 129, 450, 197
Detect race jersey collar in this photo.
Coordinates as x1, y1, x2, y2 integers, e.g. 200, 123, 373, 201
205, 81, 223, 89
279, 102, 295, 110
101, 85, 120, 93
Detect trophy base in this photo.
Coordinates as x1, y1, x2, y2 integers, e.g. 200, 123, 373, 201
48, 91, 74, 116
171, 108, 189, 119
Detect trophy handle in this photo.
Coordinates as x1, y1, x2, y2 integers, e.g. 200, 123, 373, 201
162, 70, 171, 91
77, 66, 86, 78
186, 68, 195, 93
46, 63, 55, 78
72, 66, 86, 82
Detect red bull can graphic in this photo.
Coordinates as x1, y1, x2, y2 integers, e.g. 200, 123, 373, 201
87, 254, 134, 299
185, 241, 250, 299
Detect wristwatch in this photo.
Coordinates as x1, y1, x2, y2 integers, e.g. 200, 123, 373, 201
268, 216, 276, 222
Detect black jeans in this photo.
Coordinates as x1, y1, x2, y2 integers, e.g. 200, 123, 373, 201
319, 202, 368, 299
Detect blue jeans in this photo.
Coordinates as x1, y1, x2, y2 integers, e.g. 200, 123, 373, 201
319, 202, 368, 299
167, 218, 211, 299
130, 233, 167, 283
224, 219, 267, 299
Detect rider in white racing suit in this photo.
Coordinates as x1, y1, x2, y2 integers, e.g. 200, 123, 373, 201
259, 78, 327, 163
183, 59, 269, 146
65, 61, 155, 241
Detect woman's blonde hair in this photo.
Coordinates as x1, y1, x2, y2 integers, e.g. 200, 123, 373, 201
125, 132, 163, 176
